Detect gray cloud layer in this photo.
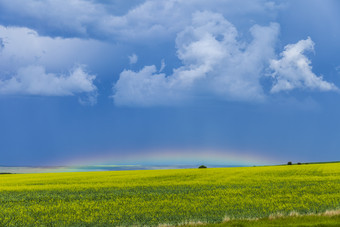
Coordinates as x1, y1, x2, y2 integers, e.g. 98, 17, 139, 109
0, 0, 281, 41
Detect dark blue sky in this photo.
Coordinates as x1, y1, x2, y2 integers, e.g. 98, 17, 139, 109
0, 0, 339, 166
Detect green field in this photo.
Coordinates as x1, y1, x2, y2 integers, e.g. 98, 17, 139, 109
1, 163, 340, 226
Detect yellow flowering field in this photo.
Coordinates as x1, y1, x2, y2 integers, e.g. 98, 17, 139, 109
0, 163, 340, 226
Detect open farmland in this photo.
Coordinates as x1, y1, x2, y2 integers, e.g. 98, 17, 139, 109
1, 163, 340, 226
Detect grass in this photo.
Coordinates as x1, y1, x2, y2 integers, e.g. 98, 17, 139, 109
0, 163, 340, 226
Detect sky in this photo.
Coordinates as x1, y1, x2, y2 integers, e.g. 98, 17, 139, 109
0, 0, 340, 166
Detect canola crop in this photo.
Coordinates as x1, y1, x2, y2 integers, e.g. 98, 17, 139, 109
0, 163, 340, 226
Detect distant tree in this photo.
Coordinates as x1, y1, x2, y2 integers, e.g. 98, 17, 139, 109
198, 165, 207, 169
297, 162, 302, 165
287, 161, 292, 165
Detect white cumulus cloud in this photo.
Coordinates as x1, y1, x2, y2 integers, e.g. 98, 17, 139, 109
0, 65, 97, 97
128, 53, 138, 64
0, 25, 111, 104
159, 59, 166, 72
269, 37, 338, 93
114, 65, 178, 106
113, 11, 280, 106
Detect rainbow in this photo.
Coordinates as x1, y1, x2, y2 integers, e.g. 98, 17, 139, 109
64, 148, 279, 167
